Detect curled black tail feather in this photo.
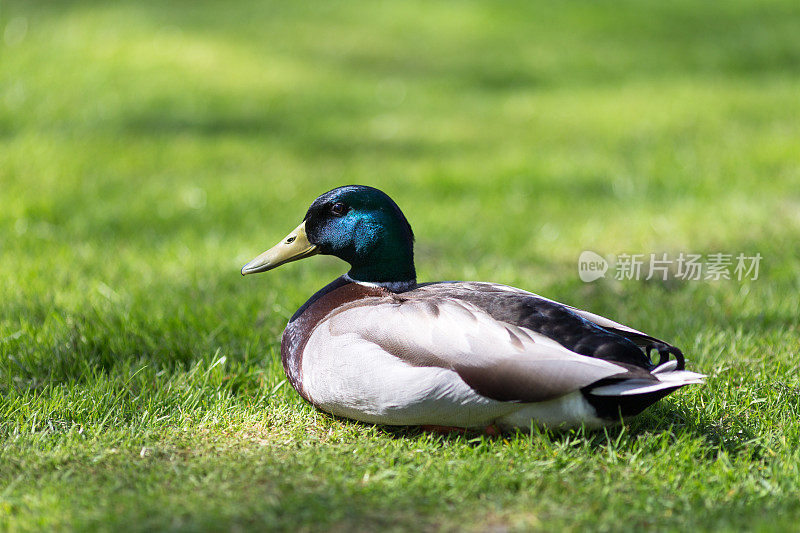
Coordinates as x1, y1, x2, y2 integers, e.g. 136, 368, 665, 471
644, 343, 685, 370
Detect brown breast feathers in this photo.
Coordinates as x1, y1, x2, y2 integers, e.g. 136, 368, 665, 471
280, 278, 390, 401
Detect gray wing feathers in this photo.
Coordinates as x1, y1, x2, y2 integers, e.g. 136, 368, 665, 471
416, 281, 661, 346
327, 298, 632, 403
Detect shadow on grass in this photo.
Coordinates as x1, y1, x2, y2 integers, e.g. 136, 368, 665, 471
364, 400, 766, 461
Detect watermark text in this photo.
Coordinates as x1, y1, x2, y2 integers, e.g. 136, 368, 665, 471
578, 251, 761, 282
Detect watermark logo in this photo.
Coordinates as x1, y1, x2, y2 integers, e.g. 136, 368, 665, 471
579, 251, 762, 282
578, 250, 609, 282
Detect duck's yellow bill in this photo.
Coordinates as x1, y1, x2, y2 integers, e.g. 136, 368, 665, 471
241, 221, 319, 275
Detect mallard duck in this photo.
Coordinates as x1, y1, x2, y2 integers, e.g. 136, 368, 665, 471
242, 185, 704, 431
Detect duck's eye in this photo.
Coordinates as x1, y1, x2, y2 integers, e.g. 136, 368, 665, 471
330, 202, 347, 216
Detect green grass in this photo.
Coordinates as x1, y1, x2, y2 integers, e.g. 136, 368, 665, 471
2, 0, 800, 530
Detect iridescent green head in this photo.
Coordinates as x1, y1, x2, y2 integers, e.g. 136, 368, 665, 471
241, 186, 416, 285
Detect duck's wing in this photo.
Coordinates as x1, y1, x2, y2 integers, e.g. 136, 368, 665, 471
556, 303, 667, 348
414, 281, 673, 348
326, 295, 656, 404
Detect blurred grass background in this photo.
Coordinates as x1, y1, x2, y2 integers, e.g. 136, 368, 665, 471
1, 0, 799, 531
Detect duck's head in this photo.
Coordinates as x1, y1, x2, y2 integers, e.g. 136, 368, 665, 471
241, 185, 416, 286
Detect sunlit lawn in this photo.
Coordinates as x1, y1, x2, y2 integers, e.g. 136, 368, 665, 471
1, 0, 799, 530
